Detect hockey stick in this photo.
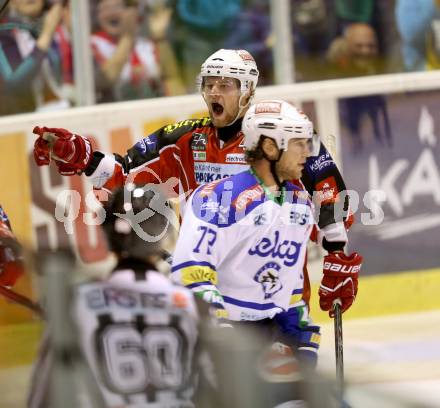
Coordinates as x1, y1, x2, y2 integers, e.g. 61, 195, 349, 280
333, 299, 344, 405
0, 0, 10, 17
0, 285, 43, 316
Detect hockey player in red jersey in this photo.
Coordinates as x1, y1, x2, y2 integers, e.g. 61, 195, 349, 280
0, 205, 24, 288
32, 48, 361, 318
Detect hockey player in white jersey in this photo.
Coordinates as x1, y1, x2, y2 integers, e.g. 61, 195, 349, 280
172, 100, 324, 368
78, 184, 220, 407
28, 184, 218, 408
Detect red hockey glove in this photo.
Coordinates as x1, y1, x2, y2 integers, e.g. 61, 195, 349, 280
318, 251, 362, 317
0, 245, 24, 287
33, 126, 93, 175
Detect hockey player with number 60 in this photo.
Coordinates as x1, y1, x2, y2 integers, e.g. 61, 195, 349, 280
28, 184, 219, 408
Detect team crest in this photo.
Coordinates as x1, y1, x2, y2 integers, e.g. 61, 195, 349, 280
254, 262, 283, 299
191, 133, 208, 151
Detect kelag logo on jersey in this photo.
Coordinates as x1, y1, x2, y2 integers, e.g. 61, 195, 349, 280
248, 230, 301, 267
254, 262, 283, 299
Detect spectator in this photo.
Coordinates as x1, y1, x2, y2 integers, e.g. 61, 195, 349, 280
0, 0, 70, 116
53, 1, 75, 100
335, 0, 374, 28
326, 22, 383, 77
141, 0, 186, 96
313, 1, 402, 77
395, 0, 440, 71
91, 0, 184, 103
169, 0, 241, 91
292, 0, 337, 81
224, 0, 273, 85
326, 23, 393, 154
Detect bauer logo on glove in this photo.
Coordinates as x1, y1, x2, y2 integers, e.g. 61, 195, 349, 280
318, 251, 363, 317
322, 261, 361, 274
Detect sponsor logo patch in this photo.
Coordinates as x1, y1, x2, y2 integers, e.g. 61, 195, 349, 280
226, 153, 247, 163
249, 230, 301, 267
239, 310, 276, 321
193, 151, 207, 161
181, 265, 218, 286
233, 184, 264, 211
289, 207, 310, 225
199, 179, 223, 197
255, 101, 282, 114
316, 176, 338, 204
191, 133, 208, 151
254, 213, 267, 225
238, 50, 255, 62
134, 135, 158, 154
163, 118, 210, 134
308, 152, 334, 173
194, 162, 247, 184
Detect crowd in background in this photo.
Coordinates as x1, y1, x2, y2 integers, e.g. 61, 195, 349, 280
0, 0, 439, 116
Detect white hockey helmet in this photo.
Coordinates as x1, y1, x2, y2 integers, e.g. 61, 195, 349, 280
199, 49, 259, 95
242, 100, 318, 153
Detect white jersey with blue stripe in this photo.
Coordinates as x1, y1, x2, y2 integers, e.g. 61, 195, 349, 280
171, 170, 314, 322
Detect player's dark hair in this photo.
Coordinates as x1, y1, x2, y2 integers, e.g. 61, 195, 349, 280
102, 184, 173, 261
245, 136, 275, 163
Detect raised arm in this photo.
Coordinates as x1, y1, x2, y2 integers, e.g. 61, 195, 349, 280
0, 3, 63, 90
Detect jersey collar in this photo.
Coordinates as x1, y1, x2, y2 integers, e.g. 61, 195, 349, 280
249, 168, 285, 205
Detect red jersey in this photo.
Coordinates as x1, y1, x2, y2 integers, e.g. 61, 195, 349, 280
86, 117, 350, 305
87, 117, 348, 229
0, 206, 24, 287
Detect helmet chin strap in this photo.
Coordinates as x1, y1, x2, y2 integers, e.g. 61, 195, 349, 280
263, 149, 284, 189
223, 93, 251, 127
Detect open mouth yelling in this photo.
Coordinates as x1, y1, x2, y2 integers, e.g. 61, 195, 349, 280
211, 102, 224, 116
